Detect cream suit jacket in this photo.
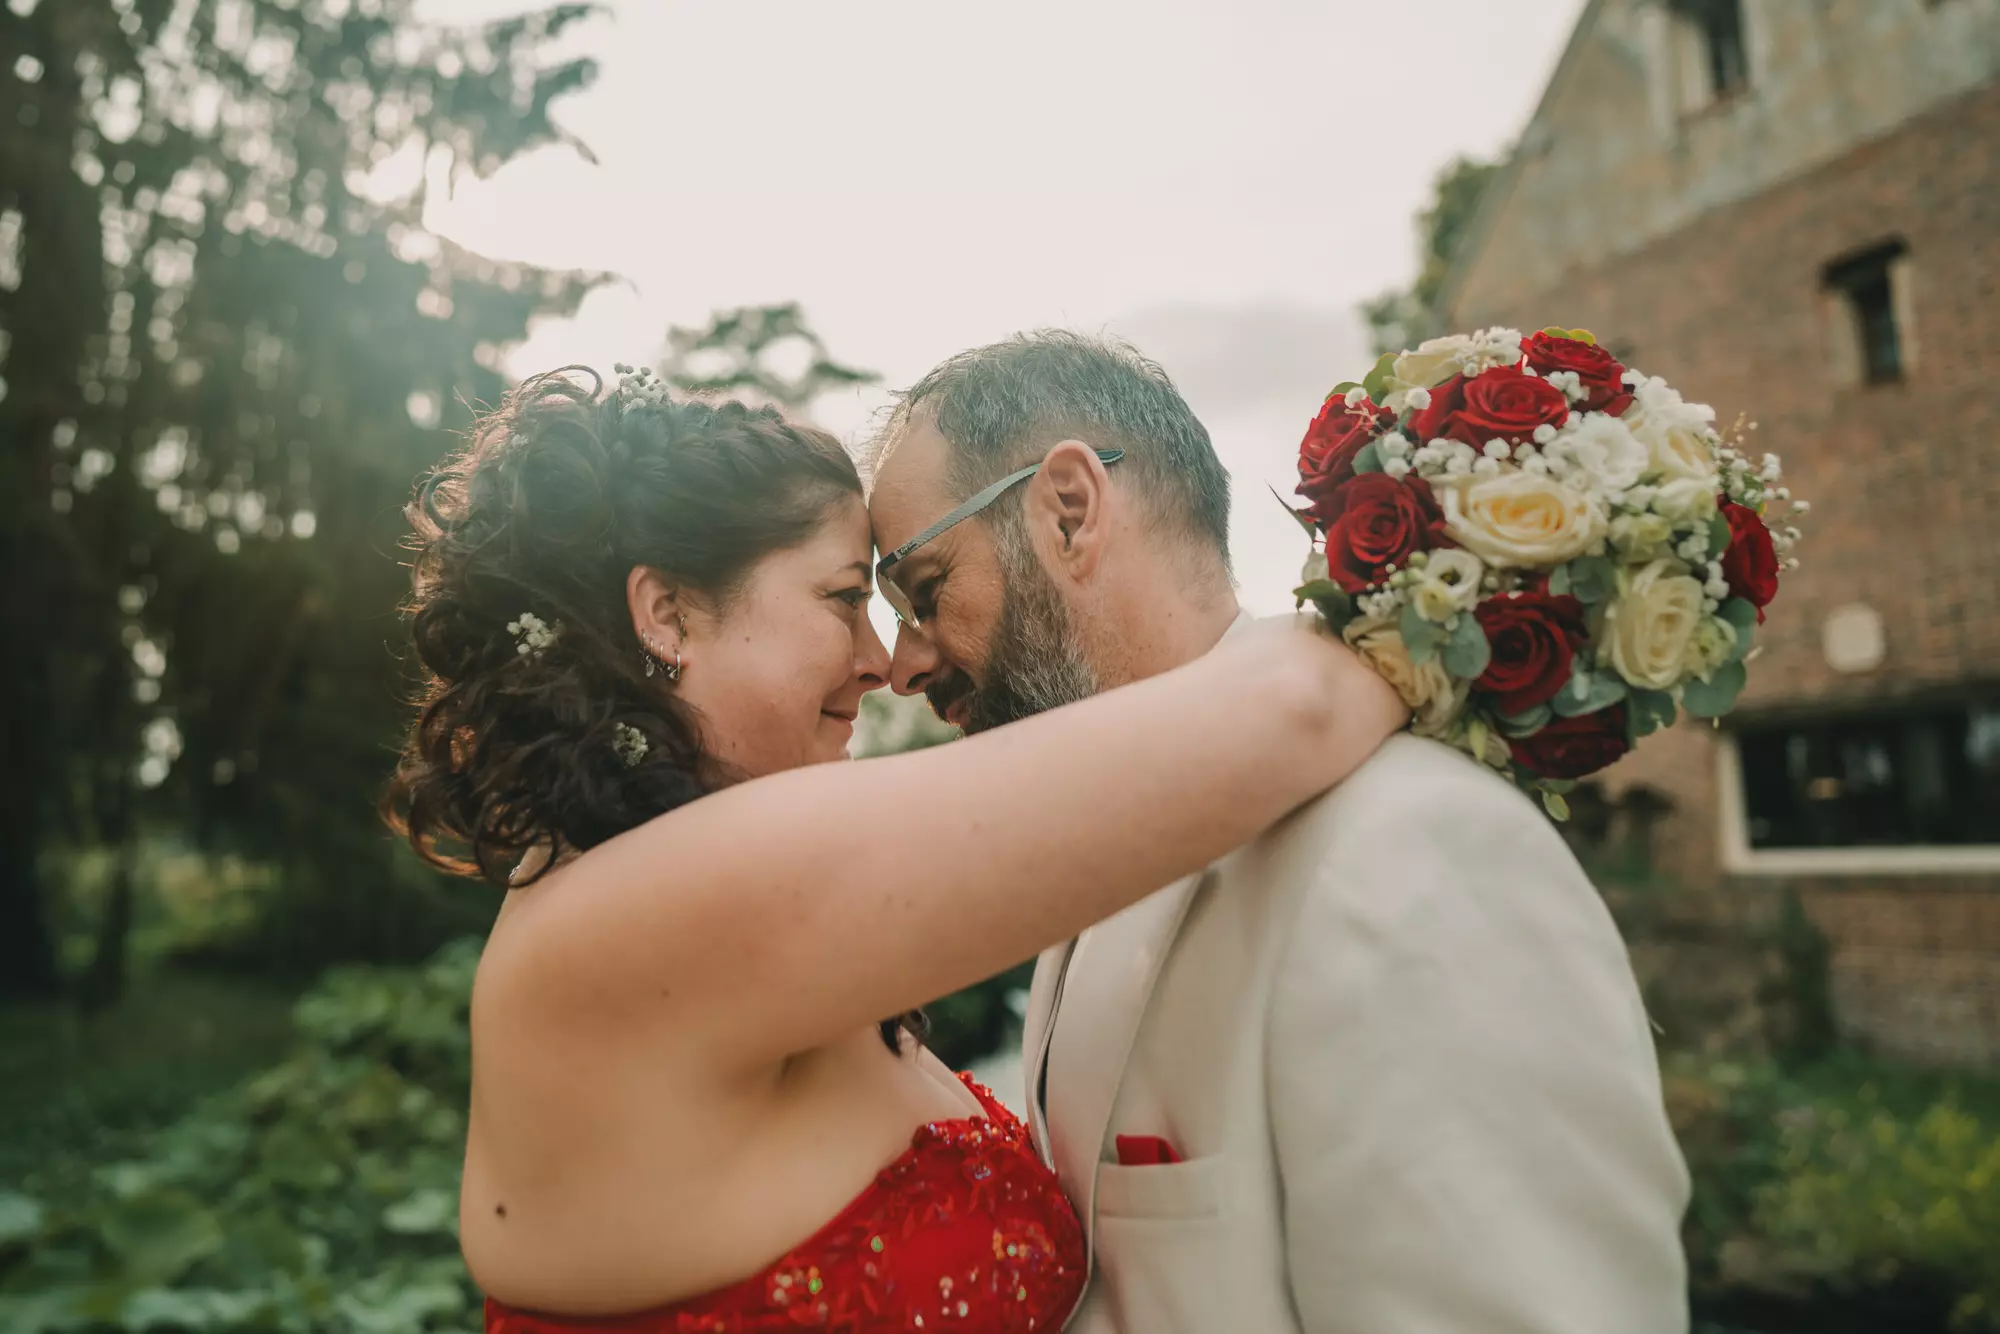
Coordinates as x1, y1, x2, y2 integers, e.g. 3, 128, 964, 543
1020, 732, 1691, 1334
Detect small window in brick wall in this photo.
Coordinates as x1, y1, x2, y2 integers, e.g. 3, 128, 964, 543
1736, 700, 2000, 850
1668, 0, 1751, 111
1824, 241, 1912, 386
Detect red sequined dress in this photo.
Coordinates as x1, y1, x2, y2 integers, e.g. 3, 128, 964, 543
484, 1074, 1085, 1334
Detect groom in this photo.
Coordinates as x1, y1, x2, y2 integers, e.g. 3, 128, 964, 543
866, 331, 1692, 1334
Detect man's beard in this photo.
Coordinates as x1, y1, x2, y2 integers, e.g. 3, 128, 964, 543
927, 537, 1098, 735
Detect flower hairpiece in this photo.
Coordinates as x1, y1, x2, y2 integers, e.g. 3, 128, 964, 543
507, 612, 558, 658
612, 363, 671, 411
612, 722, 650, 768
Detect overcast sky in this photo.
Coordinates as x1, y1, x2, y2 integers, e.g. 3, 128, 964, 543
416, 0, 1588, 614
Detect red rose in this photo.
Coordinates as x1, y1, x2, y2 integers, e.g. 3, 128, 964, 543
1473, 591, 1590, 717
1409, 366, 1570, 446
1522, 333, 1634, 416
1508, 706, 1632, 781
1719, 500, 1779, 622
1297, 396, 1395, 521
1323, 473, 1446, 594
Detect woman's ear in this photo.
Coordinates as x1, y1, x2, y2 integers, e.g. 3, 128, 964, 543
625, 566, 686, 653
1024, 440, 1112, 579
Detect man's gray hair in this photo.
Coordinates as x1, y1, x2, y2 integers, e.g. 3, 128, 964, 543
880, 330, 1232, 566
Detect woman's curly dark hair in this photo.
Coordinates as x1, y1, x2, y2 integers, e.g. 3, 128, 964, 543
384, 367, 864, 883
387, 370, 930, 1052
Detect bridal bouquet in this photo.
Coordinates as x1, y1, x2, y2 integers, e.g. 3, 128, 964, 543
1287, 328, 1804, 817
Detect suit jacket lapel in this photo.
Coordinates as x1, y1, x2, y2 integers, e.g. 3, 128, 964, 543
1046, 870, 1208, 1234
1020, 939, 1075, 1164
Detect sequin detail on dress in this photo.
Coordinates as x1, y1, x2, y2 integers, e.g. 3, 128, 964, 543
484, 1074, 1084, 1334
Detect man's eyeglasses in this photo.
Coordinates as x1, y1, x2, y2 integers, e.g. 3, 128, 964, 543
875, 448, 1125, 626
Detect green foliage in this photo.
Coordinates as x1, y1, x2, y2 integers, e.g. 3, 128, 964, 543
1669, 1054, 2000, 1330
660, 303, 877, 413
0, 0, 604, 997
1361, 154, 1504, 354
0, 943, 482, 1334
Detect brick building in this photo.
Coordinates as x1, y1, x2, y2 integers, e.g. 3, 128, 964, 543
1438, 0, 2000, 1064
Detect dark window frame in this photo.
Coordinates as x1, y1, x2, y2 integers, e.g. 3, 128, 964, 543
1734, 696, 2000, 852
1824, 240, 1909, 386
1673, 0, 1752, 101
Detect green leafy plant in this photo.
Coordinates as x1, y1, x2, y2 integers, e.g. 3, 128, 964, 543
0, 942, 482, 1334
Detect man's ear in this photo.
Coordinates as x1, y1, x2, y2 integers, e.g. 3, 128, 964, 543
1023, 440, 1112, 579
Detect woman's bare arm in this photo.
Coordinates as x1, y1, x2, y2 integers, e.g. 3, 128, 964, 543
502, 616, 1406, 1062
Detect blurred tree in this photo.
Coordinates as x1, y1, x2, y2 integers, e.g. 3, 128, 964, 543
1361, 154, 1501, 354
0, 0, 605, 999
658, 301, 876, 413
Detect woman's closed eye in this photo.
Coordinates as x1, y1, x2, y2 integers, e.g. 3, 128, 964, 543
832, 586, 873, 610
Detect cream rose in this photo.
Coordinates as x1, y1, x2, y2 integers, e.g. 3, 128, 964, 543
1603, 559, 1707, 690
1344, 614, 1466, 738
1439, 470, 1605, 568
1391, 335, 1479, 394
1626, 380, 1720, 484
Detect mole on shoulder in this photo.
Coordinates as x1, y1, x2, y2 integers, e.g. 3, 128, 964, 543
495, 1202, 507, 1219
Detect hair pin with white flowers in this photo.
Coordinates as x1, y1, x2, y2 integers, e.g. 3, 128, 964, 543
507, 612, 558, 659
612, 722, 650, 768
612, 363, 672, 411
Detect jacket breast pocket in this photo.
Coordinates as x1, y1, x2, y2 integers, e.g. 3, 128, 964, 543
1094, 1153, 1226, 1220
1090, 1155, 1242, 1332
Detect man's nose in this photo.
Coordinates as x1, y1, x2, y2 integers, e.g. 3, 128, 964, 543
890, 621, 939, 697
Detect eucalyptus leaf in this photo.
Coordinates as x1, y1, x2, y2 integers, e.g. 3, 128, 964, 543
1683, 659, 1747, 718
1719, 598, 1759, 632
1293, 579, 1344, 603
1629, 687, 1679, 737
1399, 601, 1447, 665
1551, 668, 1627, 718
1329, 381, 1361, 398
1351, 440, 1384, 475
1708, 512, 1734, 560
1547, 564, 1572, 597
1497, 703, 1553, 737
1442, 613, 1492, 680
1542, 789, 1572, 821
1566, 555, 1617, 605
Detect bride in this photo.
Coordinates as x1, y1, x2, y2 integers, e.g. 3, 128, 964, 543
384, 366, 1405, 1332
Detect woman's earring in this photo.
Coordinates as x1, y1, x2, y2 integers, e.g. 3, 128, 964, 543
665, 615, 686, 683
643, 618, 686, 683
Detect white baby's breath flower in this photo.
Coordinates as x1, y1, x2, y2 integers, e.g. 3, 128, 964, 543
1344, 387, 1370, 408
1378, 432, 1414, 460
1686, 616, 1738, 680
612, 722, 650, 768
1384, 458, 1413, 480
1532, 424, 1558, 446
507, 612, 559, 658
1482, 440, 1511, 461
1405, 388, 1433, 410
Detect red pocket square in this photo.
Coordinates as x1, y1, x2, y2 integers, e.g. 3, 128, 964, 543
1114, 1134, 1183, 1166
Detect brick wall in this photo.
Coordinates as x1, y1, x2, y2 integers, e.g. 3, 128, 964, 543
1447, 78, 2000, 1065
